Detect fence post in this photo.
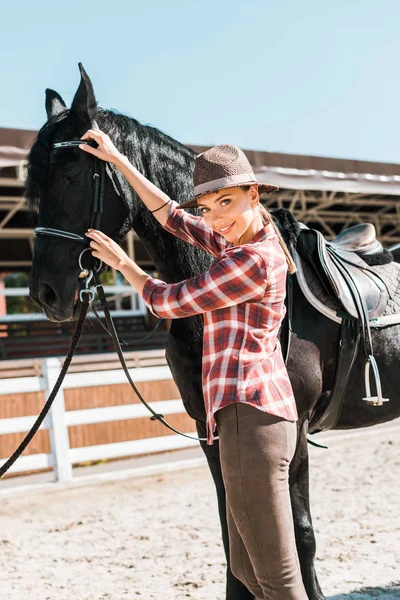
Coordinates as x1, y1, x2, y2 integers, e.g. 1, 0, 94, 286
43, 357, 72, 482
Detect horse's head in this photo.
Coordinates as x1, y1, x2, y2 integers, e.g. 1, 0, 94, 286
28, 64, 129, 322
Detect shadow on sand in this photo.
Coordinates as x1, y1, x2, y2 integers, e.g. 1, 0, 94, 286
328, 583, 400, 600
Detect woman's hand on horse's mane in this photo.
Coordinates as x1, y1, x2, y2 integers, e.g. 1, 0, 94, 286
80, 129, 124, 166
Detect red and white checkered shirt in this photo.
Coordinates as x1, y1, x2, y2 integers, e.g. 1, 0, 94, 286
142, 202, 298, 444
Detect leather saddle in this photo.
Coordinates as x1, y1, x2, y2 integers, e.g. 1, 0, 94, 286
297, 223, 388, 320
294, 223, 391, 435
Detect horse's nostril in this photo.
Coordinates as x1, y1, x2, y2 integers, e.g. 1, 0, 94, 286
38, 283, 58, 308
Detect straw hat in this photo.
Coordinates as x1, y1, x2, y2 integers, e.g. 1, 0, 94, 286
180, 144, 278, 208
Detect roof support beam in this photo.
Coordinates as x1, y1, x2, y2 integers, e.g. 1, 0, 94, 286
0, 198, 26, 229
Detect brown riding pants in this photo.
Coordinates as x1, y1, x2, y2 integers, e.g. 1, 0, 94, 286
215, 402, 308, 600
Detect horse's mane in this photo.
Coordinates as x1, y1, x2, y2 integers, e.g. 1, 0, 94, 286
26, 107, 196, 226
269, 207, 300, 255
96, 108, 197, 240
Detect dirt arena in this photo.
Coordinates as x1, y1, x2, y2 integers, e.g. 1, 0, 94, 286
1, 422, 399, 600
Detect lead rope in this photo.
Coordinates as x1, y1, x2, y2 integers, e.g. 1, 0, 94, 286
90, 303, 165, 347
0, 295, 90, 479
93, 271, 208, 442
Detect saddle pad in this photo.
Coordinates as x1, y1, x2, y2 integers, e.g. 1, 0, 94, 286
299, 258, 400, 319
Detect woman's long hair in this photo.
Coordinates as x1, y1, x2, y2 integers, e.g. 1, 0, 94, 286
241, 186, 297, 275
258, 203, 297, 274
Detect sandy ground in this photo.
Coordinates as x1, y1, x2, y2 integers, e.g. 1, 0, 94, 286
0, 423, 399, 600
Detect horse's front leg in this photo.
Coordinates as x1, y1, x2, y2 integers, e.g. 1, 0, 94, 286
196, 421, 256, 600
290, 419, 325, 600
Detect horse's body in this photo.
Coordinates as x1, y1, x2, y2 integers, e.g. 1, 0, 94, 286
28, 66, 400, 600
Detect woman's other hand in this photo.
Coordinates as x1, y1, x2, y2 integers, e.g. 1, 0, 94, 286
85, 229, 130, 270
79, 129, 124, 165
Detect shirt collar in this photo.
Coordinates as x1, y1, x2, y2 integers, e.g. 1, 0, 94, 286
249, 222, 276, 243
227, 222, 275, 249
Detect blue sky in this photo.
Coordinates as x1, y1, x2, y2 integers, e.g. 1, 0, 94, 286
1, 0, 400, 163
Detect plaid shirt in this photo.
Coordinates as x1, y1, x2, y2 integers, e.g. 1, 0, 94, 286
142, 202, 298, 444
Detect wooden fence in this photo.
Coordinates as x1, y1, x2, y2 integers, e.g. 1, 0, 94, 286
0, 351, 197, 481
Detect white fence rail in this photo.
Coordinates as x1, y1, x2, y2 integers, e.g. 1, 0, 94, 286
0, 286, 147, 321
0, 358, 196, 481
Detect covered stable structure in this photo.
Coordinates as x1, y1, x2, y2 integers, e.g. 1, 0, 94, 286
1, 126, 400, 359
1, 127, 400, 481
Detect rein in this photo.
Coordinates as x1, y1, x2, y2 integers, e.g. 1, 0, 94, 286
92, 271, 207, 440
0, 138, 209, 478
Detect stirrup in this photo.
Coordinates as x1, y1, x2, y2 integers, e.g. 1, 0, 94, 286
362, 355, 389, 406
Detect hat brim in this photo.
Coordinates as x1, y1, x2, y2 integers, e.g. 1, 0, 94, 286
179, 182, 279, 209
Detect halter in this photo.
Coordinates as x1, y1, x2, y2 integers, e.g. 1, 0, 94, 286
34, 139, 129, 251
34, 139, 131, 297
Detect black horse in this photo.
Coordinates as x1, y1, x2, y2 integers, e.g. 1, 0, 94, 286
27, 65, 400, 600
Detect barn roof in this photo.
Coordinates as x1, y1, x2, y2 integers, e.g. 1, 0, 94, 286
2, 127, 400, 195
189, 145, 400, 196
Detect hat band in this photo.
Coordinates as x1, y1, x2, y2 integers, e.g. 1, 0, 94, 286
194, 173, 258, 197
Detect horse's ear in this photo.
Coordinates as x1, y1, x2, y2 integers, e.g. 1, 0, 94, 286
45, 89, 67, 119
70, 62, 97, 120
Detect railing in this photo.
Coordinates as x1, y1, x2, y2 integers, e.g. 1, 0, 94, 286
0, 286, 159, 359
0, 357, 197, 482
0, 286, 147, 321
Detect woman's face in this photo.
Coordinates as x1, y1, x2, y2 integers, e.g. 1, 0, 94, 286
197, 185, 263, 245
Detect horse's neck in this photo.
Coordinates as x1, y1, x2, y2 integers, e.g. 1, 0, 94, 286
100, 113, 212, 282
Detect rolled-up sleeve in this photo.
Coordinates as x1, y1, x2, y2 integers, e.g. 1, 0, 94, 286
142, 247, 268, 318
164, 201, 228, 256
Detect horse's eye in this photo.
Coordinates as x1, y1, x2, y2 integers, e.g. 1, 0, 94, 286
64, 166, 82, 181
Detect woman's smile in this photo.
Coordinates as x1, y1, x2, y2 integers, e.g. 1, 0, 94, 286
217, 222, 235, 235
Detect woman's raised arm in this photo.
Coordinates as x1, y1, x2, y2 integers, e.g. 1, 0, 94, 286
80, 128, 228, 255
80, 129, 172, 227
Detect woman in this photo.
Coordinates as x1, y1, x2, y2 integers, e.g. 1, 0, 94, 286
80, 130, 308, 599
